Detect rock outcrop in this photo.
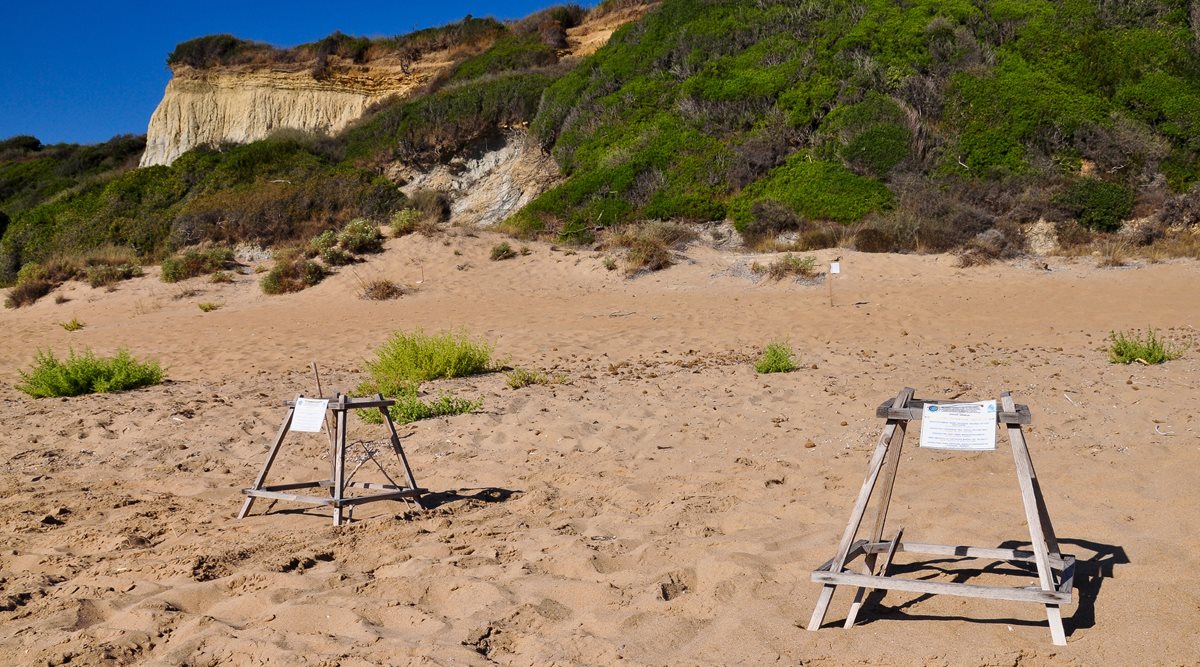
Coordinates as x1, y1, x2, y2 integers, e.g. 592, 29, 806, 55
388, 129, 561, 227
140, 61, 431, 167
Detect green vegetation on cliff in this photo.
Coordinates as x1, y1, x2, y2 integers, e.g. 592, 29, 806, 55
511, 0, 1200, 246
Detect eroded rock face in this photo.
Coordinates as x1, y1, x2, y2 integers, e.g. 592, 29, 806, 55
139, 63, 424, 167
389, 130, 562, 227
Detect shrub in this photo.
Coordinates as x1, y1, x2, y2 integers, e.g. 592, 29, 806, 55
338, 218, 384, 254
603, 256, 617, 271
5, 279, 52, 307
490, 242, 517, 261
198, 302, 221, 312
754, 341, 798, 374
356, 329, 492, 424
745, 199, 805, 242
60, 318, 84, 331
1107, 329, 1181, 364
260, 249, 327, 294
752, 253, 817, 280
16, 348, 164, 398
1059, 180, 1134, 232
506, 367, 549, 389
376, 388, 482, 424
360, 279, 405, 300
358, 329, 493, 396
85, 263, 141, 288
391, 208, 437, 236
956, 223, 1025, 267
209, 270, 234, 284
161, 246, 235, 282
606, 221, 697, 276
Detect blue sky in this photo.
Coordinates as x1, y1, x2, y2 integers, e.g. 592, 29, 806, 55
1, 1, 578, 145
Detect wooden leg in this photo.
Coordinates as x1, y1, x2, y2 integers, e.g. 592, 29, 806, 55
1002, 392, 1067, 646
845, 420, 910, 627
808, 388, 914, 631
380, 395, 420, 493
238, 405, 295, 519
807, 585, 838, 632
845, 527, 904, 629
332, 402, 347, 526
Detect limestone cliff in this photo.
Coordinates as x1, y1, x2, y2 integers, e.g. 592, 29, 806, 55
140, 5, 653, 168
140, 60, 433, 167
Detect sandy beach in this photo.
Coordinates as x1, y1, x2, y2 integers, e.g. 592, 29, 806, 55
1, 232, 1198, 665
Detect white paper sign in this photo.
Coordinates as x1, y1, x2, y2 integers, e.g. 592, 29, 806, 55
830, 261, 841, 274
919, 400, 997, 451
290, 398, 329, 433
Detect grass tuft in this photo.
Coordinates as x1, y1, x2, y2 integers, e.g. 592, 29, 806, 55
260, 248, 327, 294
197, 302, 221, 312
356, 329, 491, 423
754, 341, 799, 374
506, 367, 549, 389
750, 253, 817, 281
360, 278, 405, 300
5, 279, 53, 308
16, 348, 164, 398
60, 317, 84, 331
490, 242, 517, 261
386, 389, 483, 424
1107, 329, 1182, 364
161, 246, 235, 283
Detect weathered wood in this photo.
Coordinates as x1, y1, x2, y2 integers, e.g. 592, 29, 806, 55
811, 571, 1073, 604
380, 393, 421, 495
844, 421, 909, 629
242, 489, 334, 506
815, 540, 868, 574
861, 541, 1070, 570
332, 397, 347, 526
875, 398, 1030, 425
261, 481, 325, 492
335, 489, 425, 506
811, 388, 1073, 645
238, 404, 295, 519
242, 390, 425, 526
285, 397, 395, 409
807, 387, 913, 631
1002, 391, 1067, 645
879, 528, 903, 576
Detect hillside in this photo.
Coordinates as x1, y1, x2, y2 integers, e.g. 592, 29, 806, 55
3, 0, 1200, 294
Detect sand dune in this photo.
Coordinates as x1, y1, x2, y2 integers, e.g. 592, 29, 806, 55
1, 232, 1198, 665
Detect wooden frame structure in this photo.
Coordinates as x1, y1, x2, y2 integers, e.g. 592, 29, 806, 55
239, 393, 425, 526
807, 388, 1075, 645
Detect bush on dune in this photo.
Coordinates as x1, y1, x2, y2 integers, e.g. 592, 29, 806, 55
17, 348, 164, 398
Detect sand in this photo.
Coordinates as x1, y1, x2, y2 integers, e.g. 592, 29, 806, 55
1, 232, 1198, 665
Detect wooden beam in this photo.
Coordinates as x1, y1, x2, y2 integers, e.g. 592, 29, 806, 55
238, 404, 295, 519
875, 398, 1031, 425
861, 541, 1070, 570
811, 571, 1073, 604
242, 489, 334, 506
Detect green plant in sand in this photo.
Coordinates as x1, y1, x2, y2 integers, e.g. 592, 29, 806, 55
1107, 329, 1181, 365
16, 348, 164, 398
754, 341, 799, 374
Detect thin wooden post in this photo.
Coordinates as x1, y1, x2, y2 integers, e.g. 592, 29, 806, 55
238, 402, 295, 519
379, 393, 419, 493
844, 421, 908, 628
1002, 392, 1067, 645
332, 394, 347, 526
